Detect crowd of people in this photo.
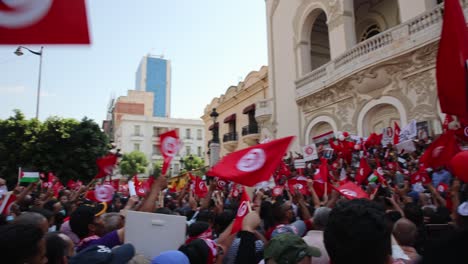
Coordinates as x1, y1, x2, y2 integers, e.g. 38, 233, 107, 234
0, 133, 467, 264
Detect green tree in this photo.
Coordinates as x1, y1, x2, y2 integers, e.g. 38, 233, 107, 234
0, 110, 109, 185
119, 151, 149, 177
181, 155, 205, 176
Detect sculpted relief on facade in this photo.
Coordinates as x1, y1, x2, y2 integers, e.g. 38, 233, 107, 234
299, 40, 439, 138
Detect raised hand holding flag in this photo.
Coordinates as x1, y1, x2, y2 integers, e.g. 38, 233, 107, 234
231, 187, 251, 234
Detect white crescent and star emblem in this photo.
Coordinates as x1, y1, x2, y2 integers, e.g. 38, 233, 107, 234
162, 136, 179, 157
359, 168, 364, 176
432, 146, 444, 158
305, 146, 314, 155
341, 189, 357, 197
95, 184, 115, 202
236, 148, 266, 172
464, 126, 468, 137
0, 0, 53, 29
237, 201, 248, 217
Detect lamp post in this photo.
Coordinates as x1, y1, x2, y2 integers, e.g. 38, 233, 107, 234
209, 108, 220, 167
14, 46, 44, 120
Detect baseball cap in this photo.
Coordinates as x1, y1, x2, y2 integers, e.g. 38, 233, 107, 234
265, 233, 321, 264
271, 220, 307, 238
69, 244, 135, 264
151, 250, 190, 264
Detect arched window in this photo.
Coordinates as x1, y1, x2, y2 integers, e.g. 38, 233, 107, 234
309, 11, 331, 71
360, 24, 381, 41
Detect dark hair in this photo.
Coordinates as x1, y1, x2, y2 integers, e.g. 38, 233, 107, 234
187, 221, 210, 237
260, 201, 274, 230
69, 206, 96, 238
45, 232, 67, 264
404, 203, 424, 227
155, 207, 174, 215
213, 210, 235, 235
271, 199, 290, 224
44, 199, 59, 212
14, 211, 48, 230
178, 239, 210, 264
324, 199, 391, 264
0, 224, 44, 264
197, 209, 214, 223
30, 208, 55, 222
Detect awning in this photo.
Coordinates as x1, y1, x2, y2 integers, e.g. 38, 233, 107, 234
223, 113, 236, 123
208, 122, 219, 131
242, 104, 256, 114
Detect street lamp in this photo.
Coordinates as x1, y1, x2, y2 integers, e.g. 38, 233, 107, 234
14, 46, 44, 119
210, 108, 219, 143
209, 108, 220, 167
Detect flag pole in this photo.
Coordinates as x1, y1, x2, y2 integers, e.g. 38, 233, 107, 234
17, 167, 21, 186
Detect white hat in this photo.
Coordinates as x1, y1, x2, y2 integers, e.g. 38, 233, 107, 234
457, 201, 468, 216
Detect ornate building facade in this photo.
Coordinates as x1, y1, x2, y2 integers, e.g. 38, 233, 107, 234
201, 66, 269, 162
263, 0, 468, 150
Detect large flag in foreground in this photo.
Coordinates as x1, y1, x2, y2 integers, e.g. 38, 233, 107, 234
419, 131, 460, 168
436, 0, 468, 118
207, 136, 294, 186
159, 130, 181, 176
0, 0, 90, 44
95, 154, 118, 179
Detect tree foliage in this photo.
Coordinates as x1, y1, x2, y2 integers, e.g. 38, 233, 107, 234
119, 151, 149, 177
0, 110, 109, 186
181, 155, 205, 176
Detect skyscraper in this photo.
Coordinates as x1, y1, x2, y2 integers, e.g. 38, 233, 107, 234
135, 55, 171, 117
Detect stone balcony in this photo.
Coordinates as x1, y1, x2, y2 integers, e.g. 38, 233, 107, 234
241, 124, 260, 146
295, 0, 468, 101
255, 98, 273, 123
222, 132, 238, 152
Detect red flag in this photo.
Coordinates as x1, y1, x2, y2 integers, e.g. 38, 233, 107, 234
314, 158, 329, 183
95, 154, 118, 179
66, 180, 76, 189
230, 184, 240, 198
207, 136, 294, 187
52, 182, 64, 197
374, 160, 389, 187
94, 184, 115, 203
394, 122, 401, 145
410, 165, 431, 185
287, 176, 310, 195
159, 130, 181, 175
356, 157, 371, 185
365, 133, 383, 147
419, 131, 460, 168
0, 0, 90, 44
272, 186, 284, 197
436, 0, 468, 118
133, 175, 146, 197
333, 182, 369, 200
215, 178, 228, 191
194, 176, 208, 198
0, 192, 16, 215
231, 187, 251, 234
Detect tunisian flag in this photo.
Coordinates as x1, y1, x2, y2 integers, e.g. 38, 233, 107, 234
207, 136, 294, 186
193, 176, 208, 198
394, 122, 401, 145
436, 0, 468, 118
333, 182, 369, 200
356, 157, 372, 185
420, 131, 460, 168
231, 187, 251, 234
95, 154, 118, 179
159, 130, 181, 176
0, 0, 90, 44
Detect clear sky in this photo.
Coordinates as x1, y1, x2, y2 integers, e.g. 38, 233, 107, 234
0, 0, 268, 124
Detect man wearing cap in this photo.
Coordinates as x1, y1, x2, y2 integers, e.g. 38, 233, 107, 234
263, 233, 321, 264
69, 244, 135, 264
70, 203, 125, 252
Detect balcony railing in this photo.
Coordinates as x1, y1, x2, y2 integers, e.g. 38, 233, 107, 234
295, 0, 468, 99
223, 132, 238, 142
242, 124, 259, 136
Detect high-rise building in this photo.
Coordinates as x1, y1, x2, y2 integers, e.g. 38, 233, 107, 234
135, 55, 171, 117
